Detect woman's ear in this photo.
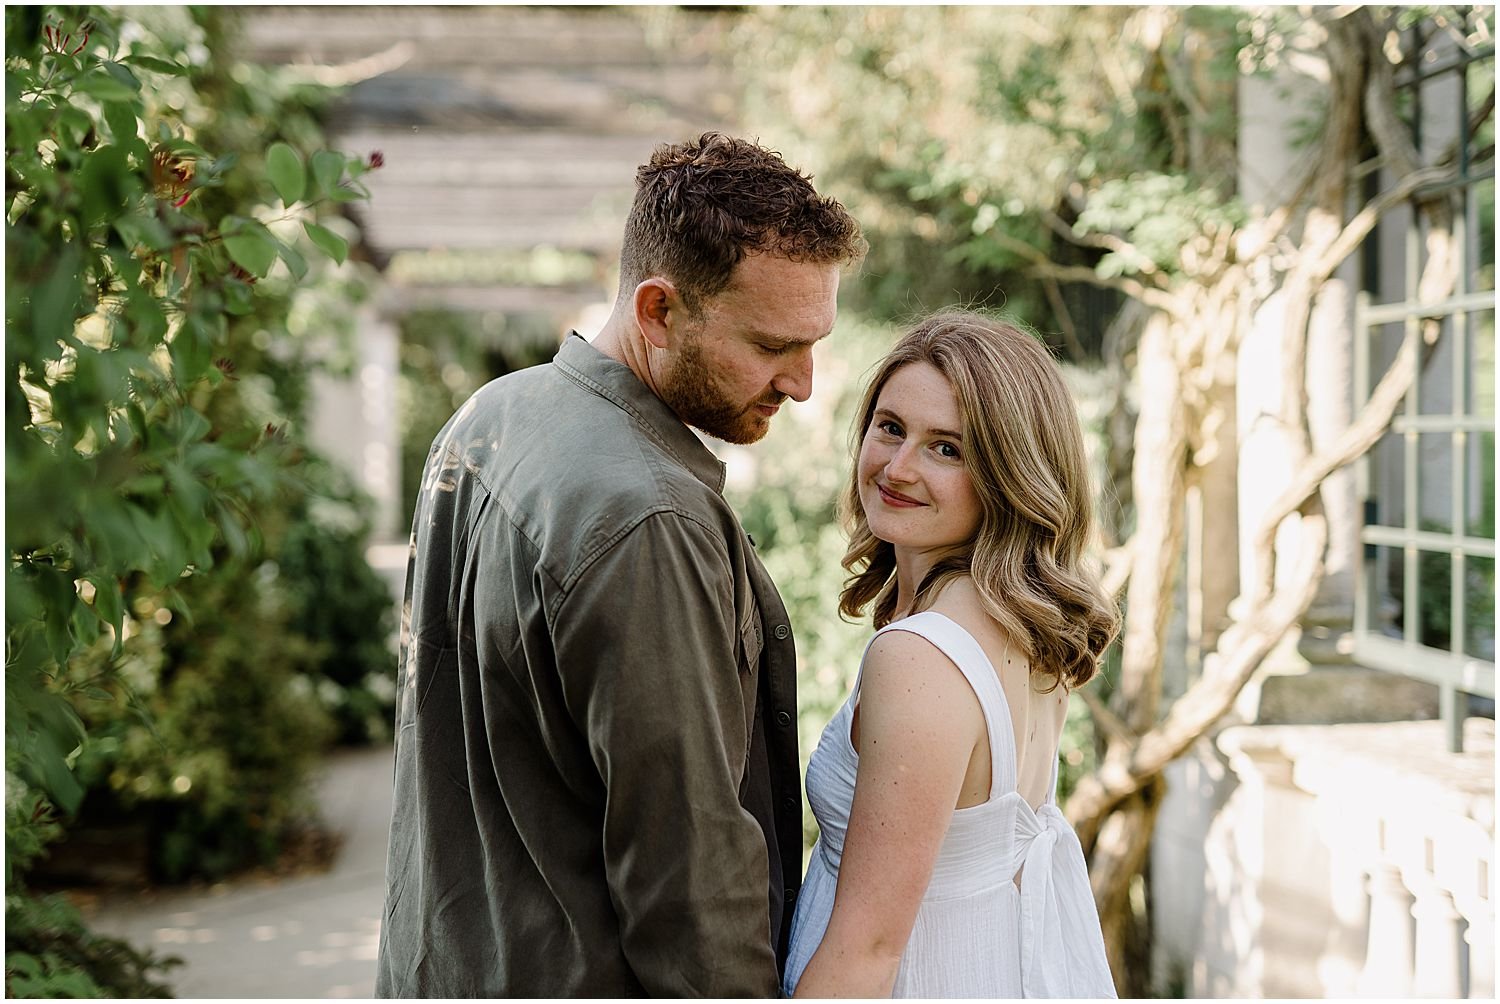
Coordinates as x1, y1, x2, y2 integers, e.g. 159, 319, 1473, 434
633, 278, 678, 350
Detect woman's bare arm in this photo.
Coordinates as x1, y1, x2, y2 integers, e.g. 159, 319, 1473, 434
792, 630, 984, 998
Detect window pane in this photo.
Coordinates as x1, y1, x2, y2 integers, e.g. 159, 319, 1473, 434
1368, 543, 1407, 642
1370, 320, 1409, 400
1416, 549, 1453, 651
1468, 430, 1496, 539
1473, 173, 1495, 293
1465, 556, 1496, 662
1468, 308, 1495, 419
1418, 433, 1454, 534
1371, 430, 1406, 528
1419, 313, 1457, 415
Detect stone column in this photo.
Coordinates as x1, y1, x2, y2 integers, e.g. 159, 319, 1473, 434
1408, 874, 1465, 997
1360, 858, 1416, 997
305, 298, 406, 610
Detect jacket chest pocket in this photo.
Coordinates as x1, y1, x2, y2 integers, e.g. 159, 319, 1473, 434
735, 611, 764, 783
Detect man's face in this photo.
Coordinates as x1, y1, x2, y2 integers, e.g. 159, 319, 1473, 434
656, 254, 841, 445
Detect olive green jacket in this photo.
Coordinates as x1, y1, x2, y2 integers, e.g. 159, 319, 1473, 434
375, 334, 803, 997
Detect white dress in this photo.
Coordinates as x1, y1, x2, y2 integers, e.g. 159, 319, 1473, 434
783, 611, 1117, 998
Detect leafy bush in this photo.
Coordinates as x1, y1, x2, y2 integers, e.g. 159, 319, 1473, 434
5, 3, 385, 990
5, 890, 179, 998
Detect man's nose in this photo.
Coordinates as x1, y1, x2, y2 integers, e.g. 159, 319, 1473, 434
773, 351, 814, 403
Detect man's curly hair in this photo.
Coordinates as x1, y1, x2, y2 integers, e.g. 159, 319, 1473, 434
617, 132, 865, 315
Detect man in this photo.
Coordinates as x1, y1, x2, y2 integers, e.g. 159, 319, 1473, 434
375, 133, 864, 997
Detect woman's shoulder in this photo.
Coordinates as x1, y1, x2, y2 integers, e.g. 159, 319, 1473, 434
924, 575, 1024, 660
859, 622, 986, 746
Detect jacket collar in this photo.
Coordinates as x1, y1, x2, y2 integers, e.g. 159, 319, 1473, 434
554, 333, 727, 494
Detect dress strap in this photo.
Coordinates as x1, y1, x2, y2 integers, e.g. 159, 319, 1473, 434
872, 610, 1016, 799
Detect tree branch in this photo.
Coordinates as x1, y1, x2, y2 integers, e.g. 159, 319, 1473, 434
1080, 687, 1135, 750
1040, 208, 1167, 285
1039, 272, 1088, 362
988, 229, 1183, 313
1066, 505, 1329, 830
1310, 164, 1455, 282
1100, 542, 1133, 600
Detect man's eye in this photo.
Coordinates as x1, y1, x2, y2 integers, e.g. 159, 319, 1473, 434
760, 343, 791, 355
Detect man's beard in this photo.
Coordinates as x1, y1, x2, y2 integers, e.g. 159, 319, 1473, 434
658, 336, 783, 445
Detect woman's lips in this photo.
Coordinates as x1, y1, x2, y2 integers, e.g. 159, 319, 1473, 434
876, 483, 926, 508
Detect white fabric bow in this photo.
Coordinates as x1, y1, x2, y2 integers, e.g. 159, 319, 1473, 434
1017, 804, 1118, 999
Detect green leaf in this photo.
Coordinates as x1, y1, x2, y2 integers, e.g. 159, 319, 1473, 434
266, 142, 306, 207
302, 221, 348, 265
275, 238, 308, 281
87, 573, 124, 640
114, 213, 173, 252
56, 106, 94, 144
224, 277, 256, 315
162, 137, 212, 160
176, 408, 212, 444
311, 150, 345, 197
103, 61, 143, 93
31, 247, 82, 345
169, 316, 212, 385
74, 68, 139, 103
223, 231, 277, 279
125, 54, 190, 76
103, 100, 140, 147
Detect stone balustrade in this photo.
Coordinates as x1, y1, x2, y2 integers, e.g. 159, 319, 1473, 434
1210, 718, 1493, 998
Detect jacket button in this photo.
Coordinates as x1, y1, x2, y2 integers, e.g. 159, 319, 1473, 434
784, 888, 797, 904
773, 624, 790, 640
776, 710, 793, 727
781, 795, 798, 814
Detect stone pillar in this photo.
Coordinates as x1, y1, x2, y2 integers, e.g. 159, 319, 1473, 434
306, 301, 401, 541
1408, 876, 1466, 997
1360, 859, 1417, 997
1464, 913, 1494, 999
305, 299, 407, 611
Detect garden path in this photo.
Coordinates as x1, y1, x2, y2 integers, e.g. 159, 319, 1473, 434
82, 745, 394, 999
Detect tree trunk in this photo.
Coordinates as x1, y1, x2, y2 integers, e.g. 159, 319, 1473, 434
1113, 312, 1188, 735
1091, 774, 1167, 996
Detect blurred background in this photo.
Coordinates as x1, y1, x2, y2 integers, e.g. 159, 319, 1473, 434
5, 5, 1493, 998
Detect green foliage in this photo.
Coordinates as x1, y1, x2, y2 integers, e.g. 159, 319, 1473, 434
715, 5, 1256, 356
6, 890, 179, 998
5, 2, 389, 988
5, 0, 363, 826
276, 464, 399, 746
1075, 174, 1247, 277
65, 563, 336, 881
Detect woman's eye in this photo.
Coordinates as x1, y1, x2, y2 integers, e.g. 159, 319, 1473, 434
936, 442, 961, 460
875, 420, 903, 437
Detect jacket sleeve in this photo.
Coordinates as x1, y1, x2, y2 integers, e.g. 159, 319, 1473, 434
551, 510, 778, 997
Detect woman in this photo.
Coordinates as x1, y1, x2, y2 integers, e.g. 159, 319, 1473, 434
784, 310, 1120, 998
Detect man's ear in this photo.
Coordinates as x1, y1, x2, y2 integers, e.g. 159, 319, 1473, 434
633, 278, 679, 350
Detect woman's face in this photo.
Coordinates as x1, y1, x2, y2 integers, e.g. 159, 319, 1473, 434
857, 361, 983, 552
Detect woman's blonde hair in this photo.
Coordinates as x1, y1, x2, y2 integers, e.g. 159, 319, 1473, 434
839, 310, 1119, 691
